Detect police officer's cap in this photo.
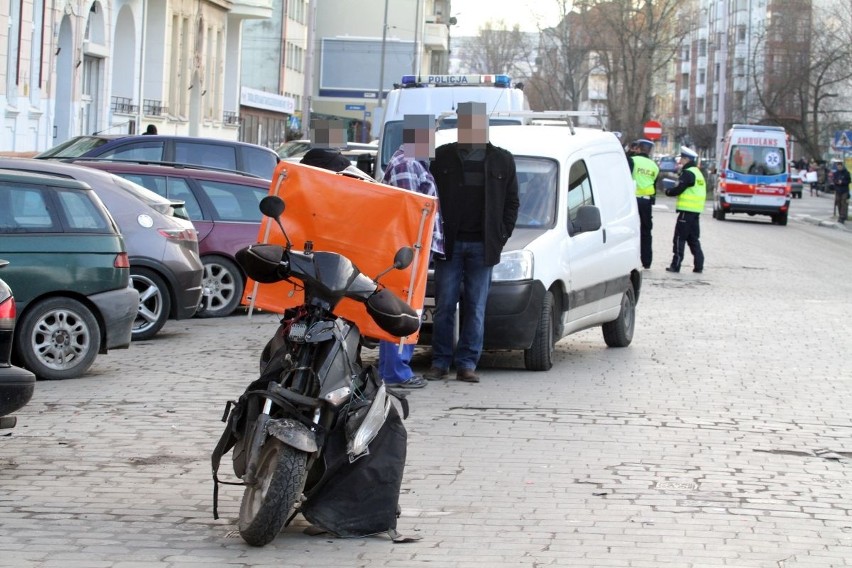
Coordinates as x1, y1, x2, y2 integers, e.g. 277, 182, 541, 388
679, 146, 698, 160
634, 139, 654, 154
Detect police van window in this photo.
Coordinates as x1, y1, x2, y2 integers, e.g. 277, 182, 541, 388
567, 160, 594, 225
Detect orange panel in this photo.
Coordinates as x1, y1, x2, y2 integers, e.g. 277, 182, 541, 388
242, 161, 437, 343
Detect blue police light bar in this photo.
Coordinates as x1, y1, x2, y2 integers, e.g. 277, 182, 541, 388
400, 74, 512, 88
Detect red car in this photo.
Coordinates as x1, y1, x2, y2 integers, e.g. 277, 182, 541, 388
0, 262, 36, 429
75, 161, 270, 318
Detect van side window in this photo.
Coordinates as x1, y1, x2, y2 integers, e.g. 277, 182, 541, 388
566, 160, 594, 226
196, 180, 267, 222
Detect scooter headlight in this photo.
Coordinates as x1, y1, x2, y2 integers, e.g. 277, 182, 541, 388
347, 384, 390, 460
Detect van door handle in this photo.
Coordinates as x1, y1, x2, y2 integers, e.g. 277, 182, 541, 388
602, 228, 607, 243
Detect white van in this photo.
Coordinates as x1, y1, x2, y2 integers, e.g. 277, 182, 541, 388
420, 116, 643, 371
374, 74, 529, 178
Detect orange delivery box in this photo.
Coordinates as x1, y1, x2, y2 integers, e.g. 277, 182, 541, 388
242, 161, 437, 343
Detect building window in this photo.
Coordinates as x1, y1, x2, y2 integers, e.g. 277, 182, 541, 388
698, 39, 707, 57
699, 70, 705, 85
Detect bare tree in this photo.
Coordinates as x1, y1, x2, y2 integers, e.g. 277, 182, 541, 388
747, 0, 852, 160
461, 21, 534, 78
579, 0, 694, 141
525, 0, 594, 112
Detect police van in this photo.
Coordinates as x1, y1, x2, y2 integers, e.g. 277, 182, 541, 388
418, 112, 643, 371
373, 74, 529, 178
713, 124, 792, 225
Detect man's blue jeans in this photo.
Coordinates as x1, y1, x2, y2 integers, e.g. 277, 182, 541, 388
432, 241, 492, 372
378, 340, 416, 383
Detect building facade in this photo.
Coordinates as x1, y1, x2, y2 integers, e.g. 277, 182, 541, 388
2, 0, 273, 154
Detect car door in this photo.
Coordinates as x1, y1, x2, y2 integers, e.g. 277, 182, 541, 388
560, 155, 609, 330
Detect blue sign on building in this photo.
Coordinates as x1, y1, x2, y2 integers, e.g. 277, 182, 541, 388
345, 104, 366, 111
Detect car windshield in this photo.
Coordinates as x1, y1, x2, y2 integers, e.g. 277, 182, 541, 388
35, 136, 111, 158
729, 144, 786, 176
514, 157, 558, 228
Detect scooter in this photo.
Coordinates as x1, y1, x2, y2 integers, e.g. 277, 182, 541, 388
211, 195, 420, 546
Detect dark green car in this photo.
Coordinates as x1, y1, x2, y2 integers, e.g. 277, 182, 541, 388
0, 170, 138, 380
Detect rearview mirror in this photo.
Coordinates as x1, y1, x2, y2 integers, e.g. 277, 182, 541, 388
393, 247, 415, 270
259, 195, 285, 219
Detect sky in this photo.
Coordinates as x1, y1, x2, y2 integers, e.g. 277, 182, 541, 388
448, 0, 564, 37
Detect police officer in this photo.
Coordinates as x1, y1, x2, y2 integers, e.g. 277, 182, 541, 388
628, 139, 660, 269
665, 146, 706, 274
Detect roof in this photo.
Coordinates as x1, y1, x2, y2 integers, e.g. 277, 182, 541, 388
434, 125, 621, 161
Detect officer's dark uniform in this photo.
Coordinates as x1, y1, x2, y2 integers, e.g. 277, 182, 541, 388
627, 140, 660, 269
665, 147, 706, 273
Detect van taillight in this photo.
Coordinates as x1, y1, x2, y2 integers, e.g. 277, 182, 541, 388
114, 252, 131, 268
0, 295, 16, 323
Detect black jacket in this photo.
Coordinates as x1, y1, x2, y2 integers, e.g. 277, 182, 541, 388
430, 142, 520, 266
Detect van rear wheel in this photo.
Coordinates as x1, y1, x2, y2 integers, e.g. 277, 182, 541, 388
524, 291, 555, 371
602, 288, 635, 348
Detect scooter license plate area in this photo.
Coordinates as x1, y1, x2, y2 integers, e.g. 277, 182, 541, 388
288, 322, 307, 342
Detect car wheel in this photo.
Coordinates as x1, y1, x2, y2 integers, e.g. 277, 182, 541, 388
197, 256, 244, 318
15, 297, 101, 380
715, 202, 726, 221
131, 268, 171, 341
772, 213, 788, 226
602, 287, 635, 348
524, 291, 555, 371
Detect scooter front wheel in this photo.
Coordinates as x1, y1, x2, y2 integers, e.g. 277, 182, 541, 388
238, 438, 308, 546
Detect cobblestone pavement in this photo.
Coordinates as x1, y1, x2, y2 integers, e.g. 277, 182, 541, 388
2, 196, 852, 567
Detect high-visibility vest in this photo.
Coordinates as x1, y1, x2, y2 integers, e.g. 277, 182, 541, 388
676, 166, 707, 213
632, 155, 659, 197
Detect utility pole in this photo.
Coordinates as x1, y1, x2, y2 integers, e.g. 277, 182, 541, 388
377, 0, 390, 113
715, 0, 728, 162
301, 0, 317, 137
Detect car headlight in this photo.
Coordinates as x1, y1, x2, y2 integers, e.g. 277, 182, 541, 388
492, 250, 533, 282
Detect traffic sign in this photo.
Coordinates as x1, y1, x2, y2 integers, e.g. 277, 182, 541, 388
345, 104, 366, 111
643, 120, 663, 141
833, 130, 852, 151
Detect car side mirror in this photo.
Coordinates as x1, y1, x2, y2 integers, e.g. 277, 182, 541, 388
571, 205, 602, 235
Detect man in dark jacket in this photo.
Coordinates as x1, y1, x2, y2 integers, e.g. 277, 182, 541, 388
425, 101, 519, 383
832, 161, 850, 223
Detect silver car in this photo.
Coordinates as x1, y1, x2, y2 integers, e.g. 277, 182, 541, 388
0, 158, 203, 341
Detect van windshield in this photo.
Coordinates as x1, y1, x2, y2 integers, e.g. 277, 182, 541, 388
729, 144, 786, 176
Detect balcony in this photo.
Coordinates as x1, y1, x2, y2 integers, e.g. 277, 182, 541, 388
111, 96, 138, 115
424, 23, 449, 51
228, 0, 273, 20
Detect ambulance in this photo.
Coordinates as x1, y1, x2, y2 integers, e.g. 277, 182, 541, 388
712, 124, 792, 225
373, 74, 529, 178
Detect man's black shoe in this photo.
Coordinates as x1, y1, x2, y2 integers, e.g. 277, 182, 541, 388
643, 264, 651, 269
693, 269, 703, 273
665, 266, 679, 273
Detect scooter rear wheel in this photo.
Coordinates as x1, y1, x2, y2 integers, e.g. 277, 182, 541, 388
238, 438, 308, 546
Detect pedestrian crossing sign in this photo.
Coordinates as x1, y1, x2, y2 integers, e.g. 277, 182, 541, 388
833, 130, 852, 151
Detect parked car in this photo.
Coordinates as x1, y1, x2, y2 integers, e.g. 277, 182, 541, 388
277, 141, 377, 177
36, 135, 280, 179
658, 155, 678, 174
0, 260, 36, 430
0, 158, 203, 341
74, 161, 271, 318
0, 169, 139, 380
419, 119, 643, 371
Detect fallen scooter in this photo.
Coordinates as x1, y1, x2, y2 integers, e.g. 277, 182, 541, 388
211, 195, 420, 546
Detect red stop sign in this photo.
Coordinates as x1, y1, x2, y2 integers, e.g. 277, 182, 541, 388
643, 120, 663, 141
